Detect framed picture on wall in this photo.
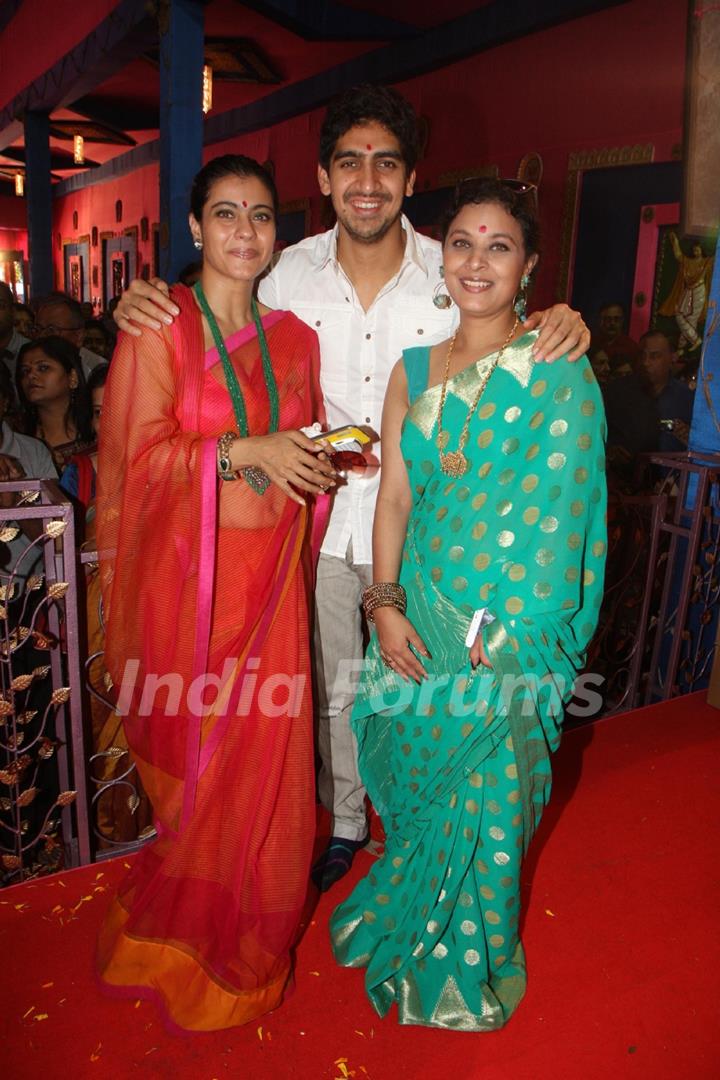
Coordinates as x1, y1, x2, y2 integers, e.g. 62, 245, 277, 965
652, 226, 716, 357
111, 251, 128, 298
630, 202, 680, 341
68, 254, 83, 301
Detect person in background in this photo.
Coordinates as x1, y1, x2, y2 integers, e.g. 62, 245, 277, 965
83, 320, 114, 361
13, 301, 35, 339
100, 297, 120, 350
110, 84, 592, 893
589, 344, 611, 387
59, 362, 153, 847
0, 360, 56, 580
60, 363, 108, 512
178, 260, 203, 287
601, 375, 658, 484
0, 282, 29, 383
32, 294, 105, 379
637, 329, 694, 452
593, 302, 640, 369
15, 336, 94, 470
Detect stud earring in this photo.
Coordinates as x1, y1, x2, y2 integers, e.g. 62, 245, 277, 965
194, 238, 203, 251
433, 266, 453, 310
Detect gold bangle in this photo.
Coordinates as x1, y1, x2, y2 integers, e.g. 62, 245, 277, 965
362, 582, 407, 624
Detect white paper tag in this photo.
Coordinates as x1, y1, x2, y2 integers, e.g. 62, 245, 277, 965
465, 607, 496, 647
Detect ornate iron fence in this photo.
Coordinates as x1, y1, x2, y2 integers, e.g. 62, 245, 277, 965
3, 457, 717, 878
0, 480, 152, 885
0, 479, 89, 884
590, 451, 720, 717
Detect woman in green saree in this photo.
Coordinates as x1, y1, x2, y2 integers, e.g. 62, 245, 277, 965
329, 180, 607, 1030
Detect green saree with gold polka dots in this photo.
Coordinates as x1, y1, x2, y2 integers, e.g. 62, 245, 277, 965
329, 332, 607, 1030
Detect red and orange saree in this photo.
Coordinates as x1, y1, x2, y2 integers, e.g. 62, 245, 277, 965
96, 286, 322, 1031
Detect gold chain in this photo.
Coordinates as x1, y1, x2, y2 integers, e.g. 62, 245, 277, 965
436, 317, 519, 478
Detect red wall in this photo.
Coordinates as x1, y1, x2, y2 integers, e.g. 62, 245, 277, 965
0, 195, 28, 281
0, 1, 120, 111
50, 0, 687, 310
0, 192, 27, 232
52, 164, 159, 302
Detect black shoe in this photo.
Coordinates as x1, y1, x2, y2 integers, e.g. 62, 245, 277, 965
311, 830, 370, 893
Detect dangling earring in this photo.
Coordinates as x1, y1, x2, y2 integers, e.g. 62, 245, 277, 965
514, 272, 531, 321
194, 238, 203, 250
433, 266, 453, 310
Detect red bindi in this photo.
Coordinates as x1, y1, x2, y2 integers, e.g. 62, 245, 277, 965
366, 144, 372, 150
478, 225, 487, 233
242, 200, 248, 208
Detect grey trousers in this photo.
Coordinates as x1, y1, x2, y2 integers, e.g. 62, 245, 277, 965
314, 542, 372, 842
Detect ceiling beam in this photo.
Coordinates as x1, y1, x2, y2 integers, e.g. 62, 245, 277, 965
0, 0, 22, 36
205, 0, 628, 144
240, 0, 416, 42
53, 0, 628, 198
0, 0, 157, 151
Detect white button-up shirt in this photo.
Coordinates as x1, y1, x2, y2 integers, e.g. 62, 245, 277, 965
259, 216, 457, 564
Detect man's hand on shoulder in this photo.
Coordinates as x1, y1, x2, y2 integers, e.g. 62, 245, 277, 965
524, 304, 590, 364
113, 278, 179, 337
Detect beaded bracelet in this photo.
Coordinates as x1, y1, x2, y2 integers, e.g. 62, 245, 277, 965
217, 431, 239, 481
362, 582, 407, 624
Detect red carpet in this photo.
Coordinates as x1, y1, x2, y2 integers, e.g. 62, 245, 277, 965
3, 694, 718, 1079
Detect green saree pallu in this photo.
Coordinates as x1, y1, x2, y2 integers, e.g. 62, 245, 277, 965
330, 331, 607, 1031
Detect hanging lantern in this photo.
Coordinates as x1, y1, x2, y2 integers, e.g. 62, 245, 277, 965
73, 134, 85, 164
14, 173, 24, 197
202, 64, 213, 115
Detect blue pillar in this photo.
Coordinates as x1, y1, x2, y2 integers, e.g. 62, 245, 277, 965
159, 0, 205, 283
689, 232, 720, 456
24, 111, 53, 299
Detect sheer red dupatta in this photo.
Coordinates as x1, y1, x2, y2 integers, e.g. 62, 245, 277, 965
96, 287, 324, 1030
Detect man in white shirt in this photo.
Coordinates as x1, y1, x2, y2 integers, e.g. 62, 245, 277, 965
113, 84, 589, 890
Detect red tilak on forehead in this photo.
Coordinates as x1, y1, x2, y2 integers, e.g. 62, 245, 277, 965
366, 144, 373, 150
242, 200, 248, 208
478, 225, 488, 233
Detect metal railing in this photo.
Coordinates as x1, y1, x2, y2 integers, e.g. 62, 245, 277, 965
0, 480, 89, 883
590, 451, 720, 717
3, 456, 717, 879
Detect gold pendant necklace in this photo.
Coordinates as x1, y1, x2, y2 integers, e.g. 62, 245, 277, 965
436, 317, 519, 478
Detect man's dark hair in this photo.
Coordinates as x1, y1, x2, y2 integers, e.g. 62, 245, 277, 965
36, 293, 84, 328
87, 362, 109, 396
0, 358, 13, 406
639, 329, 677, 351
439, 178, 540, 257
319, 84, 419, 174
599, 301, 626, 316
178, 260, 203, 286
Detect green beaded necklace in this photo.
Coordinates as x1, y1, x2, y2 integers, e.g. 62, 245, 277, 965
193, 281, 279, 494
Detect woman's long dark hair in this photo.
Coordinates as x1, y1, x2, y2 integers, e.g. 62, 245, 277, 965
15, 336, 93, 443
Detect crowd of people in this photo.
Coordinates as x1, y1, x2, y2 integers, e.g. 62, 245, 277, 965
1, 80, 693, 1037
589, 301, 696, 485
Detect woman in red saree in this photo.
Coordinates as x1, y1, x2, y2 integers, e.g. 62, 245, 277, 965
96, 156, 334, 1032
